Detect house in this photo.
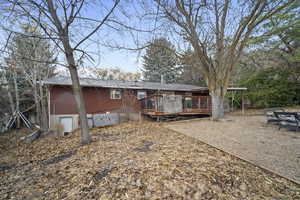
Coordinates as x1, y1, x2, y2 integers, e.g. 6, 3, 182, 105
43, 76, 246, 134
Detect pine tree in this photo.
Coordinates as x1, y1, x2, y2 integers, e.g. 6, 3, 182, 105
142, 37, 180, 83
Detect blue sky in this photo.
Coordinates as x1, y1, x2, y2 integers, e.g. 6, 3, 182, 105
0, 0, 154, 73
99, 50, 141, 72
73, 0, 157, 73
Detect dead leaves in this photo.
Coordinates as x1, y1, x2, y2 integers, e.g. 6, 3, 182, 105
0, 121, 299, 200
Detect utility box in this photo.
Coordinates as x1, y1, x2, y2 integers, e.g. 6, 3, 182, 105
93, 113, 120, 127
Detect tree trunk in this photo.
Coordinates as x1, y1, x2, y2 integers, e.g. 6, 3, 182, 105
34, 84, 41, 126
7, 88, 15, 114
55, 27, 90, 144
210, 88, 225, 120
3, 72, 15, 114
13, 71, 20, 128
33, 64, 42, 127
39, 83, 48, 131
63, 44, 91, 144
68, 65, 91, 144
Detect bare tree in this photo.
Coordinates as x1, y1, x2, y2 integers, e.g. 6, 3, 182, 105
4, 59, 21, 128
2, 70, 15, 115
154, 0, 296, 120
8, 25, 57, 131
2, 0, 120, 144
89, 67, 141, 81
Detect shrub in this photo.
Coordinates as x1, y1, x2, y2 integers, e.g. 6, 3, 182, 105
233, 68, 300, 108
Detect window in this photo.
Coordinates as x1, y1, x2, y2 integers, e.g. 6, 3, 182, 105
168, 94, 176, 101
184, 97, 193, 109
110, 89, 121, 99
137, 91, 147, 100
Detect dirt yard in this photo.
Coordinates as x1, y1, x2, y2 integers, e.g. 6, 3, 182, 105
166, 114, 300, 185
1, 121, 299, 199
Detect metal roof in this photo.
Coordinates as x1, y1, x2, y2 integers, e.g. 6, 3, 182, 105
227, 87, 248, 91
42, 76, 247, 92
42, 76, 208, 91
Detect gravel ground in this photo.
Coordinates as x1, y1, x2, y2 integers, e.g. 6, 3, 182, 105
165, 114, 300, 184
0, 121, 299, 199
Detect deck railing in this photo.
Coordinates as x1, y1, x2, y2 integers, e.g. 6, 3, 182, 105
139, 95, 211, 115
182, 96, 211, 112
140, 95, 162, 112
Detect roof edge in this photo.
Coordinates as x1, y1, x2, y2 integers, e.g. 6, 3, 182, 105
42, 77, 247, 91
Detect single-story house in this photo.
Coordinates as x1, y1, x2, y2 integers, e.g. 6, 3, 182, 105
42, 76, 246, 134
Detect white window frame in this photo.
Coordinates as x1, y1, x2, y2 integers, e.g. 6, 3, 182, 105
110, 89, 122, 99
137, 91, 147, 100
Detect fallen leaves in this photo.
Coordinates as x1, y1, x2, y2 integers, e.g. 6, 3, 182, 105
0, 121, 299, 199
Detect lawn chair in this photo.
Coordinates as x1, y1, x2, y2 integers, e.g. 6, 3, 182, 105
264, 107, 285, 124
273, 112, 300, 132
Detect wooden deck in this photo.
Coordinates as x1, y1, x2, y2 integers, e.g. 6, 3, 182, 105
140, 95, 211, 117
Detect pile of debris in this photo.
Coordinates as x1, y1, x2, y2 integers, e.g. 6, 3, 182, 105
1, 110, 43, 143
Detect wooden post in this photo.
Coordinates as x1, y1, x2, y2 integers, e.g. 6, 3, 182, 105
231, 91, 234, 112
242, 91, 245, 115
207, 97, 209, 109
157, 116, 160, 122
155, 95, 157, 111
13, 70, 20, 129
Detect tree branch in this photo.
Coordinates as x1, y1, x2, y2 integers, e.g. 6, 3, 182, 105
73, 0, 120, 50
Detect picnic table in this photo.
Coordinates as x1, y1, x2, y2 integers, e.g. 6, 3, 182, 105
264, 107, 285, 124
273, 112, 300, 132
